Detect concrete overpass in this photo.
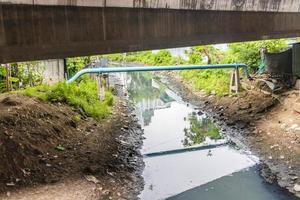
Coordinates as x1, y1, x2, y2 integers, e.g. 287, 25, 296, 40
1, 0, 300, 63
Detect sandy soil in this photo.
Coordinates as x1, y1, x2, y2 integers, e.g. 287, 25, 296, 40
0, 94, 143, 200
161, 71, 300, 197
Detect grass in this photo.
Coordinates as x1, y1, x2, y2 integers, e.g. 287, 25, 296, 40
180, 69, 231, 96
21, 79, 113, 120
103, 51, 232, 96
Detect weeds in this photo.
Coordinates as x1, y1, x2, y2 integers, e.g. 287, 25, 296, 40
180, 69, 230, 96
21, 79, 113, 120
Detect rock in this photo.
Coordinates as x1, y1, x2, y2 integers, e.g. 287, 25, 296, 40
288, 124, 299, 131
239, 103, 252, 110
39, 158, 47, 164
197, 111, 204, 116
207, 150, 213, 157
84, 165, 100, 174
294, 184, 300, 192
84, 175, 100, 184
270, 144, 279, 149
68, 120, 77, 128
6, 182, 15, 187
2, 97, 21, 106
32, 148, 42, 155
295, 79, 300, 90
77, 107, 87, 118
268, 156, 273, 160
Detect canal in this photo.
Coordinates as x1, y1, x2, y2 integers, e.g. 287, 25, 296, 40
118, 72, 299, 200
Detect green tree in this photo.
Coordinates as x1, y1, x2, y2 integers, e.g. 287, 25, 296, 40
66, 56, 91, 77
185, 45, 224, 64
152, 50, 174, 65
103, 50, 176, 66
0, 62, 44, 93
180, 45, 230, 96
225, 39, 288, 71
12, 61, 44, 88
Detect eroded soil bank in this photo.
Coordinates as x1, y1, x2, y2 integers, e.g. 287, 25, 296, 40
160, 71, 300, 198
0, 94, 143, 200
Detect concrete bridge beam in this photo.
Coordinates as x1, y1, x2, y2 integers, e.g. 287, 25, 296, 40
1, 0, 300, 12
0, 3, 300, 63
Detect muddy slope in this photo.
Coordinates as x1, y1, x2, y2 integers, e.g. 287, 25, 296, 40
0, 94, 143, 200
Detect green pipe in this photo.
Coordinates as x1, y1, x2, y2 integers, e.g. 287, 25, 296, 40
67, 64, 250, 83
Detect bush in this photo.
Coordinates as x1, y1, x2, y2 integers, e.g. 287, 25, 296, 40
102, 50, 176, 66
180, 69, 230, 96
225, 39, 288, 72
22, 79, 113, 120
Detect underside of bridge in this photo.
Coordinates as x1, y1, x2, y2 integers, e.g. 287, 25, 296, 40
1, 4, 300, 63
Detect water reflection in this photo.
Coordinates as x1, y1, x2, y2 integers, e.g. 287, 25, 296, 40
121, 71, 298, 200
183, 114, 222, 147
126, 72, 224, 155
127, 72, 174, 126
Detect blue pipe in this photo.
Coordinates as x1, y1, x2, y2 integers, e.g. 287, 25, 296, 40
67, 64, 249, 83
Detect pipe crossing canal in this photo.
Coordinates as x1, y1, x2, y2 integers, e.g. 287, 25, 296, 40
111, 71, 299, 200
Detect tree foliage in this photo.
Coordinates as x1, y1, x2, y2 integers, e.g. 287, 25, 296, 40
185, 45, 224, 64
102, 50, 175, 66
66, 57, 91, 77
0, 62, 44, 93
96, 39, 289, 96
225, 39, 288, 71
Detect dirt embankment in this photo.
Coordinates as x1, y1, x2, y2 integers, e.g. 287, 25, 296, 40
161, 71, 300, 198
0, 94, 143, 200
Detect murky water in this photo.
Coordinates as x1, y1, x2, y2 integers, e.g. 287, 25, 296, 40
121, 72, 298, 200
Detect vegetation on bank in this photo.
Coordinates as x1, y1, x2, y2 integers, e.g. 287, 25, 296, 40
101, 39, 288, 96
21, 79, 113, 120
66, 56, 91, 77
0, 39, 289, 119
224, 39, 288, 72
0, 62, 44, 93
0, 58, 113, 120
